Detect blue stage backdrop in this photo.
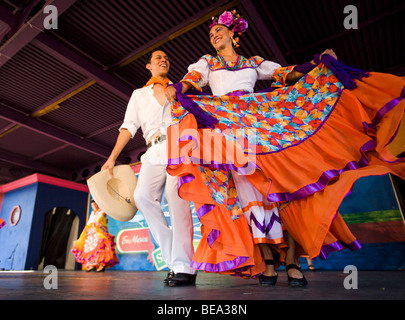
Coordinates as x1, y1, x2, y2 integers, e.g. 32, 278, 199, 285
0, 174, 89, 271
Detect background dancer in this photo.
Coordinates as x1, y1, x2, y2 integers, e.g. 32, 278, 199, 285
72, 200, 119, 272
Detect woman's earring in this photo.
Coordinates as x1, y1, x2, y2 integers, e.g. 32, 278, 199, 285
231, 37, 240, 48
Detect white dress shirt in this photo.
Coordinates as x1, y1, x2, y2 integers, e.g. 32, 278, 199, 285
119, 84, 171, 142
187, 58, 281, 96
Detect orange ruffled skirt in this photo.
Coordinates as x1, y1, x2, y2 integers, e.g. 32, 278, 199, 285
72, 221, 119, 270
273, 73, 405, 259
168, 68, 405, 276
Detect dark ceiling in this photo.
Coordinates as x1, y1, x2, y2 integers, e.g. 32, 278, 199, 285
0, 0, 404, 185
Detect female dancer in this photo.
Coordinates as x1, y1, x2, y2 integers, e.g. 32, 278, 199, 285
72, 200, 119, 271
166, 10, 405, 287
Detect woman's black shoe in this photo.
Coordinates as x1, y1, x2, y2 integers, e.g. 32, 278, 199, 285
286, 264, 308, 288
259, 259, 278, 286
308, 265, 316, 272
168, 273, 196, 287
259, 274, 278, 286
163, 270, 175, 286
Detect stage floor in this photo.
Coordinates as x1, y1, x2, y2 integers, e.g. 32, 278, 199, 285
0, 270, 404, 301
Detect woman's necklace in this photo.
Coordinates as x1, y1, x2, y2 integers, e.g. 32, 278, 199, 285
217, 54, 245, 70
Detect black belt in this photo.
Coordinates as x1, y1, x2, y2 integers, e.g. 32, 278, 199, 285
147, 135, 167, 148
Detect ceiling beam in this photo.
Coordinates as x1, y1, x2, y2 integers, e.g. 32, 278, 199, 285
31, 78, 96, 117
0, 100, 127, 162
0, 147, 70, 179
0, 79, 96, 138
0, 123, 19, 137
83, 120, 122, 139
32, 32, 133, 101
32, 144, 69, 161
0, 0, 78, 67
106, 0, 241, 71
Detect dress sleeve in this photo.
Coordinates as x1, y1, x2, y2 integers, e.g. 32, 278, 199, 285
119, 90, 141, 138
271, 65, 296, 88
256, 60, 282, 80
181, 58, 210, 91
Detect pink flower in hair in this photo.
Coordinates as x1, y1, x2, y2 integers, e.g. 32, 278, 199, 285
218, 11, 235, 27
233, 18, 248, 33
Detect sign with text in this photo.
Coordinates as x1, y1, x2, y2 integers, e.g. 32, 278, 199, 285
152, 248, 168, 270
116, 227, 154, 254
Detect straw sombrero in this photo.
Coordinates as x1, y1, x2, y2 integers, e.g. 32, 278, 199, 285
87, 165, 138, 221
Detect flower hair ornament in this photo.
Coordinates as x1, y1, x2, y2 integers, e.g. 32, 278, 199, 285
209, 10, 248, 48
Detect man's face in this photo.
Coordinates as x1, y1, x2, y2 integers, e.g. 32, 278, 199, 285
146, 50, 170, 77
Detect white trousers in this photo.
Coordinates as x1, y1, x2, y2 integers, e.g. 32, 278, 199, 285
134, 141, 196, 274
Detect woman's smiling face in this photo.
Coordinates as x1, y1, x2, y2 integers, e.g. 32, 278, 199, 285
209, 24, 234, 51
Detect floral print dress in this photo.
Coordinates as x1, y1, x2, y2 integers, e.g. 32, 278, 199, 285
72, 209, 119, 271
167, 54, 405, 277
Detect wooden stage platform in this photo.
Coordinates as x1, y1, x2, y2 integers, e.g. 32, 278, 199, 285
1, 270, 404, 301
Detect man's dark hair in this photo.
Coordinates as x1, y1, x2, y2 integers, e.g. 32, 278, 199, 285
145, 48, 165, 65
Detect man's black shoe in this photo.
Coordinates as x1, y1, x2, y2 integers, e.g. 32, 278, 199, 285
168, 273, 196, 287
163, 270, 175, 286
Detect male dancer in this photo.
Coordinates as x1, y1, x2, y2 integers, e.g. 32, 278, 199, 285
101, 49, 196, 286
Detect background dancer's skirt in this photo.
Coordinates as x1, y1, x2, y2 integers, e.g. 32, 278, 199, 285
72, 222, 119, 270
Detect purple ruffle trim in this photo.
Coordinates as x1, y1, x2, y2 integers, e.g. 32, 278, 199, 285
318, 240, 362, 260
190, 256, 250, 273
207, 229, 220, 247
364, 85, 405, 164
267, 140, 376, 202
196, 203, 215, 220
364, 85, 405, 137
